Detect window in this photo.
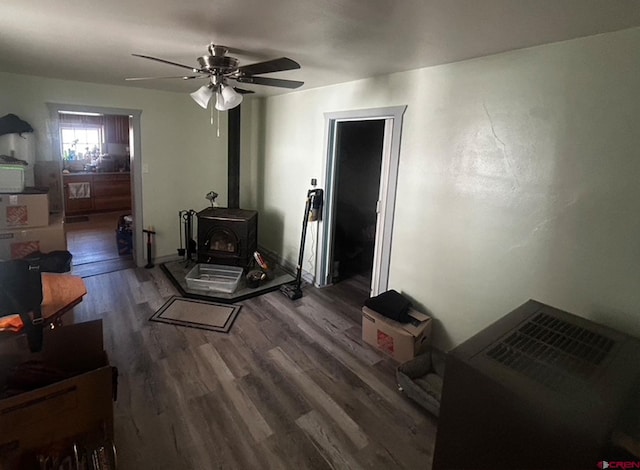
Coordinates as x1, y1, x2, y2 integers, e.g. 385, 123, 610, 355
60, 125, 103, 160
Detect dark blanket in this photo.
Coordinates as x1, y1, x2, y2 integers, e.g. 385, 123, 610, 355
364, 289, 412, 323
0, 114, 34, 137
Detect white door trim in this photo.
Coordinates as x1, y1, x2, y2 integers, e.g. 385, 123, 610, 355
46, 103, 145, 267
316, 105, 406, 296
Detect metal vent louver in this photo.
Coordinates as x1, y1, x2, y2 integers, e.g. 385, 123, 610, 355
486, 311, 615, 392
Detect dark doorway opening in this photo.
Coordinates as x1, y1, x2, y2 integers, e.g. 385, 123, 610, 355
332, 120, 385, 284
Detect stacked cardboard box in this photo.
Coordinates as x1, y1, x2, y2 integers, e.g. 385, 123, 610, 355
0, 188, 66, 260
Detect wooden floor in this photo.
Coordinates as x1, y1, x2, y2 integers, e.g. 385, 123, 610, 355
66, 212, 135, 277
70, 267, 437, 469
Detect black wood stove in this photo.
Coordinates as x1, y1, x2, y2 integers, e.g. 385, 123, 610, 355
197, 207, 257, 268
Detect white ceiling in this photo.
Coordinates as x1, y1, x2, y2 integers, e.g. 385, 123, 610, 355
1, 0, 639, 97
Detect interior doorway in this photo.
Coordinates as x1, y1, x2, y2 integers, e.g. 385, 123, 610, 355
317, 106, 406, 297
331, 120, 385, 285
46, 103, 144, 274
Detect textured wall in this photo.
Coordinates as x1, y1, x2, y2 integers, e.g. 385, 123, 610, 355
258, 27, 640, 349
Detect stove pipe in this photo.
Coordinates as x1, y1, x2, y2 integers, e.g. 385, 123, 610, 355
228, 105, 241, 209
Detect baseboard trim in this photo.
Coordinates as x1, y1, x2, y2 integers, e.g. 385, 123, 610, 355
145, 253, 182, 267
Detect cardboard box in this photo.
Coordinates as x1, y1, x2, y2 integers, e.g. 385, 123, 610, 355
0, 320, 114, 462
0, 213, 65, 259
0, 191, 49, 229
362, 306, 432, 363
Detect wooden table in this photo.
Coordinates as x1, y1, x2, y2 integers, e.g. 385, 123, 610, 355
0, 274, 86, 334
41, 273, 87, 324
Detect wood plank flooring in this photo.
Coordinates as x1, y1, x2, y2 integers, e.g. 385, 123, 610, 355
66, 211, 130, 265
69, 267, 437, 469
65, 211, 136, 277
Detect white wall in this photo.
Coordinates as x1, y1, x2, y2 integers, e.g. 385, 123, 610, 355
0, 72, 236, 260
258, 27, 640, 349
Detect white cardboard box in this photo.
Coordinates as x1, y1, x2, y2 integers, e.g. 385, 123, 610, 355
362, 306, 432, 363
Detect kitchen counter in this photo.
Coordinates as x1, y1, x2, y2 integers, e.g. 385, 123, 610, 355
63, 171, 130, 176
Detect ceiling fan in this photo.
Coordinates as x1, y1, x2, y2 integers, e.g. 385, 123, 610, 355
127, 44, 304, 110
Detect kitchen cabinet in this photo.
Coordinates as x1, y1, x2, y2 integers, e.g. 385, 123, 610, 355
63, 172, 131, 215
63, 174, 93, 215
104, 115, 129, 145
93, 173, 131, 211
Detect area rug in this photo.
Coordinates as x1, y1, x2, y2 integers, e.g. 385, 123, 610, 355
150, 296, 241, 333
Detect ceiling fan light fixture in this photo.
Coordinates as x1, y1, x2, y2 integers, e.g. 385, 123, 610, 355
212, 84, 243, 111
214, 91, 227, 111
190, 84, 214, 108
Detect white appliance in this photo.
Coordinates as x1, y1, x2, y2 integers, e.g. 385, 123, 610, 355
0, 133, 35, 186
0, 165, 25, 193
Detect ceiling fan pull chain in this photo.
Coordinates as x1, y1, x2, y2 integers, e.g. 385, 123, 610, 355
210, 101, 214, 126
217, 109, 221, 138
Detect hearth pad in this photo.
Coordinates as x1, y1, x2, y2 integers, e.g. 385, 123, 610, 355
160, 259, 295, 303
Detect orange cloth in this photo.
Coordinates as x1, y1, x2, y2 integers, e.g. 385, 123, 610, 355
0, 314, 24, 333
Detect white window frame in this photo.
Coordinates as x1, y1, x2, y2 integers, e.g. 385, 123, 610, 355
59, 123, 104, 160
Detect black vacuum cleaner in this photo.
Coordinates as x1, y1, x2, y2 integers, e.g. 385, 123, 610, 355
280, 182, 323, 300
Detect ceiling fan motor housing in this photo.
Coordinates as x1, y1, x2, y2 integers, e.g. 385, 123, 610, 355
197, 55, 238, 75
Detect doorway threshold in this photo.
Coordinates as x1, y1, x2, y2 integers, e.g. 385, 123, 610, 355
71, 257, 135, 278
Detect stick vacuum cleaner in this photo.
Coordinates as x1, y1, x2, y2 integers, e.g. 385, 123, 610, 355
280, 182, 323, 300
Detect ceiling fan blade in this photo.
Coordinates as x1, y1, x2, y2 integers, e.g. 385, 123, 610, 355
125, 75, 204, 81
233, 87, 255, 95
235, 76, 304, 89
132, 54, 200, 72
238, 57, 300, 76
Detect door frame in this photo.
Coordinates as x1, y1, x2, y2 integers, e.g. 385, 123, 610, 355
47, 103, 145, 267
316, 105, 406, 296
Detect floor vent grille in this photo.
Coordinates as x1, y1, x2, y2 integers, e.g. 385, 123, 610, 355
486, 311, 615, 391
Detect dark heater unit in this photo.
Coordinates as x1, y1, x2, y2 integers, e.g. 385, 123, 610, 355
197, 207, 257, 268
432, 300, 640, 470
